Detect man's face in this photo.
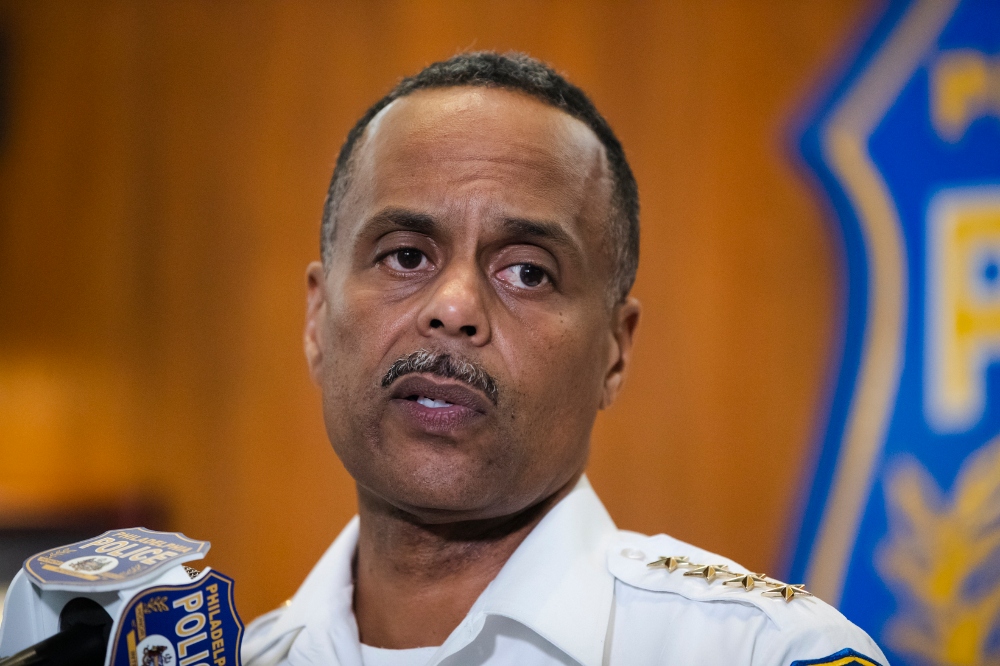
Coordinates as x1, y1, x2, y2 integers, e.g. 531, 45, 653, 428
304, 87, 639, 522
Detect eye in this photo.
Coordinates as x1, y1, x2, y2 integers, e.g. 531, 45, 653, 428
383, 248, 429, 272
497, 263, 550, 289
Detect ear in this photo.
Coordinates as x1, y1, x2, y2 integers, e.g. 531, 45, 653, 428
304, 261, 330, 385
600, 296, 641, 409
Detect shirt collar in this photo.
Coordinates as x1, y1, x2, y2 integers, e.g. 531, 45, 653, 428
274, 476, 618, 666
272, 516, 361, 664
436, 475, 618, 666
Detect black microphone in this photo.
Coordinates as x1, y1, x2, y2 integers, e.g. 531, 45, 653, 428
0, 598, 113, 666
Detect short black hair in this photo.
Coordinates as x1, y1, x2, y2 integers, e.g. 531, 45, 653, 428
321, 51, 639, 303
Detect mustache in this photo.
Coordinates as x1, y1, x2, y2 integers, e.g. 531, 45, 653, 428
380, 349, 500, 405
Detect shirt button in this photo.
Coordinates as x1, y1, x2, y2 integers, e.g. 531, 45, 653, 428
620, 548, 646, 561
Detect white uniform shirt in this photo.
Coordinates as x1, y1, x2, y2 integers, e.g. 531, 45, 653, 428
242, 477, 888, 666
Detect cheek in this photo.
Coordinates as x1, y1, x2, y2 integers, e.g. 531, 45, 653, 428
320, 279, 433, 450
326, 281, 415, 380
497, 308, 609, 429
320, 282, 415, 454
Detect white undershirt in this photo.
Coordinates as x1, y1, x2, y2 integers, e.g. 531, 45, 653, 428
360, 643, 440, 666
357, 615, 579, 666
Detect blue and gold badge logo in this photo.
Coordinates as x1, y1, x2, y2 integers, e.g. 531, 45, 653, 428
108, 569, 244, 666
791, 0, 1000, 664
792, 648, 884, 666
23, 527, 210, 591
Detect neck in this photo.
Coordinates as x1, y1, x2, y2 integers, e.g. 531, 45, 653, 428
352, 474, 581, 649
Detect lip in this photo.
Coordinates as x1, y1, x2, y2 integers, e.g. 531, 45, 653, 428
389, 375, 493, 412
388, 374, 492, 434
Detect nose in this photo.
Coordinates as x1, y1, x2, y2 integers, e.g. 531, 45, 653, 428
416, 264, 491, 346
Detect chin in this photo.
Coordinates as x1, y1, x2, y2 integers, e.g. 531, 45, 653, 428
359, 446, 524, 523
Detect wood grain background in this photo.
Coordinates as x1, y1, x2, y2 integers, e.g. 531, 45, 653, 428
0, 0, 877, 619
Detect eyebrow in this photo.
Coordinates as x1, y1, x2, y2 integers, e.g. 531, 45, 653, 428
364, 207, 438, 236
499, 217, 577, 252
360, 207, 580, 255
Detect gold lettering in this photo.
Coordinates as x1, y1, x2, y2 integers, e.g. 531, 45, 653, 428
932, 50, 1000, 141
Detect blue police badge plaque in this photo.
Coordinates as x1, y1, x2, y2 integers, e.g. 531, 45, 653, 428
23, 527, 210, 592
108, 569, 244, 666
790, 1, 1000, 663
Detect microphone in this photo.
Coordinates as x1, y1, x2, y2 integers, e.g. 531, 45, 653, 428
0, 528, 245, 666
0, 598, 112, 666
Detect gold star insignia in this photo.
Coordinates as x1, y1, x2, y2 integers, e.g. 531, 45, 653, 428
723, 574, 759, 591
647, 555, 688, 572
683, 565, 719, 581
762, 584, 813, 601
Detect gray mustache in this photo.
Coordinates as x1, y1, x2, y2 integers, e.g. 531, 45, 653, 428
381, 349, 500, 405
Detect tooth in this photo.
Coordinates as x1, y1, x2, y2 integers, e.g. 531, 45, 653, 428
417, 397, 453, 408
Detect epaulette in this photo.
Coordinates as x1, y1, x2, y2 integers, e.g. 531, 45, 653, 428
607, 533, 821, 630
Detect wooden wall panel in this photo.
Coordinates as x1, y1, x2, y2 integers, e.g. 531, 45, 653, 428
0, 0, 876, 618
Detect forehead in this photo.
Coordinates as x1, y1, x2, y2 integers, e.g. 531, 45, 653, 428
342, 86, 613, 235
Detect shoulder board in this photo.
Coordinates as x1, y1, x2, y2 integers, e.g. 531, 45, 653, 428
607, 533, 834, 631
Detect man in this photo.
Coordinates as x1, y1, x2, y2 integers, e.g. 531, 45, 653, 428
242, 52, 887, 666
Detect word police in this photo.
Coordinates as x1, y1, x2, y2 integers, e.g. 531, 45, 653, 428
172, 583, 228, 666
79, 533, 191, 567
